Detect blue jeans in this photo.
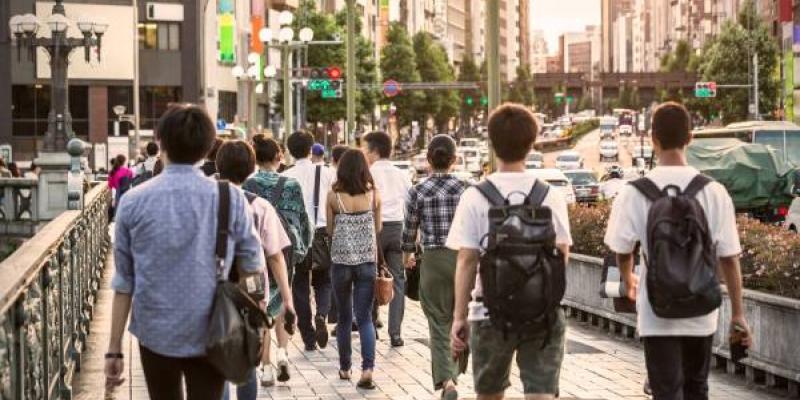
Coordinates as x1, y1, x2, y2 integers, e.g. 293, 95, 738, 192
222, 368, 257, 400
332, 262, 377, 371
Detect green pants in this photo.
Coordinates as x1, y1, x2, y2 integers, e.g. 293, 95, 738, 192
419, 248, 459, 390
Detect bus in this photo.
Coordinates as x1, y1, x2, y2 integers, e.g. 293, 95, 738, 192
692, 121, 800, 167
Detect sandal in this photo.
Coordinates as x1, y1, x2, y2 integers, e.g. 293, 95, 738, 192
338, 370, 351, 380
441, 387, 458, 400
356, 378, 376, 390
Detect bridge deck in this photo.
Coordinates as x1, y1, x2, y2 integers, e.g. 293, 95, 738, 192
73, 256, 782, 400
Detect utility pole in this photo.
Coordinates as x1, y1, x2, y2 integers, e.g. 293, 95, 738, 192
345, 0, 357, 145
486, 0, 500, 169
132, 0, 140, 159
282, 47, 293, 142
753, 52, 760, 121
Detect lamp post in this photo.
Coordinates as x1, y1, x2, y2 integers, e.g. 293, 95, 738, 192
231, 54, 261, 138
9, 0, 106, 153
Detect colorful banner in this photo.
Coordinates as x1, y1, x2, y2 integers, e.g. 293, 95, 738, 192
219, 13, 236, 63
218, 0, 234, 13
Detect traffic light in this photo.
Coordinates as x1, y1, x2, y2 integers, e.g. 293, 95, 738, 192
308, 66, 343, 99
480, 95, 488, 106
694, 82, 717, 98
465, 96, 474, 106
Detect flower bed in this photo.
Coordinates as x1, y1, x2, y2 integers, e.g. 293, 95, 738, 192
569, 202, 800, 300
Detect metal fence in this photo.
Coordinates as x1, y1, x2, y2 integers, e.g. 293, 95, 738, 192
0, 178, 40, 238
0, 184, 110, 400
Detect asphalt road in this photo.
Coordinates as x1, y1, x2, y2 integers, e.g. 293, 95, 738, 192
543, 129, 652, 177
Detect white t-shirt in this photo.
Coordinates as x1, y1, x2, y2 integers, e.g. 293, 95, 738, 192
446, 172, 573, 321
370, 160, 412, 222
600, 178, 626, 199
604, 166, 741, 337
282, 158, 336, 228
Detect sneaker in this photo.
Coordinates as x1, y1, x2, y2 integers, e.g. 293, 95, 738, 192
390, 336, 404, 347
276, 349, 290, 382
260, 365, 275, 387
315, 315, 329, 349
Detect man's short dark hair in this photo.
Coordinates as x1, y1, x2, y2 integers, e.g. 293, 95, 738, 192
487, 103, 538, 162
652, 101, 692, 151
252, 134, 282, 164
331, 144, 349, 164
216, 140, 256, 184
362, 131, 392, 159
287, 131, 314, 159
156, 104, 216, 164
145, 142, 159, 157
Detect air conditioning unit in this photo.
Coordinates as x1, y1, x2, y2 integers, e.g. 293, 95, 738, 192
146, 3, 184, 22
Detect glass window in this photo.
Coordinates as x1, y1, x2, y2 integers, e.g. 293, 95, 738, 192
565, 172, 597, 186
139, 23, 157, 49
784, 131, 800, 166
527, 152, 543, 161
157, 23, 169, 50
754, 130, 786, 165
557, 154, 580, 162
168, 23, 180, 50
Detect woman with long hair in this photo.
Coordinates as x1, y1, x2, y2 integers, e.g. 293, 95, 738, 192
325, 149, 382, 389
401, 135, 467, 400
107, 154, 133, 219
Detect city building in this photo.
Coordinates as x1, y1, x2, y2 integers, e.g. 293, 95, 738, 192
561, 26, 601, 75
612, 12, 634, 72
467, 0, 485, 64
530, 30, 549, 74
601, 0, 633, 72
546, 55, 563, 73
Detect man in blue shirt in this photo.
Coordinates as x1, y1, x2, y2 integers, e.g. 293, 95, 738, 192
104, 105, 264, 399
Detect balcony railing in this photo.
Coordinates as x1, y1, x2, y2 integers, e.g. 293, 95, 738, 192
0, 178, 39, 237
0, 184, 111, 400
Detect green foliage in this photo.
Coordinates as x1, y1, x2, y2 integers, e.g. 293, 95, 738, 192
694, 0, 780, 124
566, 119, 599, 143
610, 86, 641, 110
335, 11, 379, 123
507, 64, 535, 106
411, 32, 458, 132
660, 40, 698, 73
380, 22, 423, 127
458, 56, 482, 120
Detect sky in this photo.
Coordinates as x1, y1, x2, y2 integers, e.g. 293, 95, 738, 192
530, 0, 601, 53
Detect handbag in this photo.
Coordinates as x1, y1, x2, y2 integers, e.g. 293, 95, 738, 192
206, 181, 270, 385
405, 247, 421, 301
375, 264, 394, 306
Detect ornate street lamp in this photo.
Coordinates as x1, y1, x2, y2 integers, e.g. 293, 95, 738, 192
9, 0, 106, 153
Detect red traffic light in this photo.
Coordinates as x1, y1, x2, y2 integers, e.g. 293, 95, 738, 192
326, 66, 342, 79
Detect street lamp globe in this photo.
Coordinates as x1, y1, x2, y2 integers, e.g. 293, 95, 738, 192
255, 83, 264, 94
298, 27, 314, 43
9, 15, 23, 34
231, 65, 245, 79
264, 65, 277, 78
247, 52, 260, 64
278, 27, 294, 43
92, 20, 108, 34
246, 65, 259, 79
47, 13, 70, 33
258, 27, 272, 43
278, 10, 294, 26
20, 14, 39, 34
76, 15, 94, 34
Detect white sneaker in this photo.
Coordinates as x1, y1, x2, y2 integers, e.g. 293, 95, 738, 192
260, 364, 275, 387
276, 349, 290, 382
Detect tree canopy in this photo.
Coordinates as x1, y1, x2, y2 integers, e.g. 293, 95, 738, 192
380, 22, 423, 127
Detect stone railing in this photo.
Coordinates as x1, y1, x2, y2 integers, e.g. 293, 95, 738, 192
0, 178, 40, 237
0, 184, 110, 400
565, 254, 800, 397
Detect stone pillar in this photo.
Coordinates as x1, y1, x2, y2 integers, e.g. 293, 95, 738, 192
35, 152, 71, 220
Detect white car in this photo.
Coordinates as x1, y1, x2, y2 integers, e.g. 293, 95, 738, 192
599, 140, 619, 162
458, 147, 482, 175
391, 160, 416, 182
619, 124, 633, 136
459, 138, 480, 148
785, 197, 800, 232
525, 151, 544, 169
412, 152, 428, 174
555, 150, 584, 170
633, 144, 653, 159
526, 168, 576, 204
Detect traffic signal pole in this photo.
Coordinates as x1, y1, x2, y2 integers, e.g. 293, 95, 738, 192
346, 0, 357, 145
487, 0, 500, 170
282, 46, 292, 144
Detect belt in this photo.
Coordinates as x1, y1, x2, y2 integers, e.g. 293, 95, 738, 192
382, 221, 403, 227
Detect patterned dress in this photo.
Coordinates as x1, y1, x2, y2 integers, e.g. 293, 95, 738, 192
331, 192, 377, 266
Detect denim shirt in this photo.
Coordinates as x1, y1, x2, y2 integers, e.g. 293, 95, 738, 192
112, 164, 264, 358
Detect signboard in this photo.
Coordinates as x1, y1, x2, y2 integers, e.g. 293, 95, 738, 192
383, 79, 401, 97
107, 137, 129, 170
93, 143, 107, 172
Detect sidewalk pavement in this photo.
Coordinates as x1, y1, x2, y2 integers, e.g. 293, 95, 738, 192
73, 257, 782, 400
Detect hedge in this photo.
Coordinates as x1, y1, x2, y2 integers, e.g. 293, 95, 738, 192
566, 119, 599, 144
569, 202, 800, 300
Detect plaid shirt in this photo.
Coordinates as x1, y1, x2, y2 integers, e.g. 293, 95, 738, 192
402, 173, 468, 252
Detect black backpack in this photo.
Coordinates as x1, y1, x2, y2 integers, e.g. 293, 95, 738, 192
475, 179, 566, 338
630, 174, 722, 319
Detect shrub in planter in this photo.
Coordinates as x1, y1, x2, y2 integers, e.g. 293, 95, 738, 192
568, 202, 800, 300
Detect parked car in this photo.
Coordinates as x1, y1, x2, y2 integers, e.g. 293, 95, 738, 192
618, 124, 633, 137
784, 197, 800, 232
392, 160, 416, 182
555, 150, 584, 170
599, 140, 619, 162
563, 169, 601, 203
459, 147, 482, 175
525, 151, 544, 170
412, 151, 429, 175
527, 168, 576, 204
459, 138, 480, 148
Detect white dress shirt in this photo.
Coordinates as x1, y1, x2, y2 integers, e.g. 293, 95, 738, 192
282, 158, 336, 228
370, 159, 412, 222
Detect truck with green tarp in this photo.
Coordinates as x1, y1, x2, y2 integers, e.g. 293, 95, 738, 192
687, 138, 797, 223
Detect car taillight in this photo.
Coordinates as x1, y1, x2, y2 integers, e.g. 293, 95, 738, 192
777, 206, 789, 217
591, 187, 599, 194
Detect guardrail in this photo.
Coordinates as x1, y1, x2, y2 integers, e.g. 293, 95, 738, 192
0, 184, 111, 400
565, 254, 800, 397
0, 178, 40, 237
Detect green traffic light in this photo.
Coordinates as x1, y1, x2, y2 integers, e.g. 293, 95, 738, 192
480, 96, 488, 106
465, 96, 474, 106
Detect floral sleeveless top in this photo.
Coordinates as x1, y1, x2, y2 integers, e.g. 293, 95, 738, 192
331, 192, 376, 266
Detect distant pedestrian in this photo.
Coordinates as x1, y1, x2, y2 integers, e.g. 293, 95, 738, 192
402, 135, 467, 400
216, 140, 295, 399
132, 142, 162, 186
0, 159, 12, 178
362, 131, 412, 346
104, 104, 264, 399
108, 154, 133, 218
26, 162, 41, 178
311, 143, 325, 164
326, 149, 381, 389
201, 137, 224, 177
8, 162, 20, 178
282, 131, 336, 351
448, 104, 572, 399
243, 134, 312, 385
604, 102, 752, 400
331, 145, 349, 169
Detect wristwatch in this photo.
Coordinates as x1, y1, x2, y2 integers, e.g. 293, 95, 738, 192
105, 352, 124, 359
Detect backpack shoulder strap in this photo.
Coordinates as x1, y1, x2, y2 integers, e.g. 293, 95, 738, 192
271, 176, 288, 204
243, 191, 258, 204
215, 181, 231, 277
683, 174, 713, 198
527, 179, 550, 207
473, 179, 505, 207
313, 165, 322, 225
629, 178, 663, 202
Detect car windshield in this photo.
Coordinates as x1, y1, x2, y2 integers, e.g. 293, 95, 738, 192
547, 179, 569, 187
565, 172, 597, 186
395, 163, 409, 170
601, 142, 616, 149
557, 154, 580, 162
527, 153, 543, 162
462, 150, 477, 157
754, 130, 800, 166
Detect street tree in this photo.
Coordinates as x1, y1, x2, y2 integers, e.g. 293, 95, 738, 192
380, 22, 423, 127
695, 0, 779, 123
411, 32, 459, 134
458, 56, 481, 124
335, 11, 378, 129
660, 40, 697, 73
507, 64, 535, 106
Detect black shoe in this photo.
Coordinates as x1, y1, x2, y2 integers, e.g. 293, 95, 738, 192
375, 319, 384, 329
304, 343, 317, 352
352, 322, 358, 332
315, 315, 329, 349
390, 336, 404, 347
331, 326, 337, 336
